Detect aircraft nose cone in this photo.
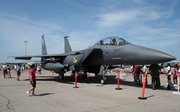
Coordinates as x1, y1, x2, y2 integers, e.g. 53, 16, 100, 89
137, 47, 176, 64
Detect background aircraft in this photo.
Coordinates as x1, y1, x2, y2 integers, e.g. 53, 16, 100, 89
9, 35, 176, 83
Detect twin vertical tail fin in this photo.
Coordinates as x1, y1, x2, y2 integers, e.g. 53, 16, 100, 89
42, 34, 48, 55
42, 35, 72, 55
64, 36, 72, 53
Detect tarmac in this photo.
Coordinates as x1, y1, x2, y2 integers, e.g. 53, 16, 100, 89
0, 68, 180, 112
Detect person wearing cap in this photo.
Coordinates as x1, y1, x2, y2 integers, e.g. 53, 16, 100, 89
26, 64, 36, 96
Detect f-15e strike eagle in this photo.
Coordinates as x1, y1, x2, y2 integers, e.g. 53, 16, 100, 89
9, 35, 175, 83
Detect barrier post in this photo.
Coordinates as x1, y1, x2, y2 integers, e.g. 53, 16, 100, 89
73, 71, 79, 88
138, 74, 147, 100
115, 69, 122, 90
140, 74, 143, 86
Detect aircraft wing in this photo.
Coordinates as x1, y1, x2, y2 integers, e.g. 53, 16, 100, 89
8, 51, 85, 60
8, 54, 68, 60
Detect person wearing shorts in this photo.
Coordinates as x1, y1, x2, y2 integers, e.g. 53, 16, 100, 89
16, 64, 21, 81
26, 64, 36, 96
2, 65, 7, 78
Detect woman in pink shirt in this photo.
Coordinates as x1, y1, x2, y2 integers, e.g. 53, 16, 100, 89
26, 64, 36, 96
173, 64, 178, 86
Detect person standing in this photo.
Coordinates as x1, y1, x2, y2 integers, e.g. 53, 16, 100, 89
173, 64, 178, 86
2, 64, 7, 78
27, 64, 36, 96
178, 62, 180, 73
177, 62, 180, 86
37, 65, 42, 74
149, 64, 161, 90
14, 64, 16, 71
16, 64, 21, 81
7, 64, 11, 78
133, 65, 140, 85
140, 65, 148, 85
142, 65, 148, 75
165, 63, 173, 90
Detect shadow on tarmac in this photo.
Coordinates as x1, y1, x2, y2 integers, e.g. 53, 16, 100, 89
146, 95, 155, 99
35, 93, 54, 96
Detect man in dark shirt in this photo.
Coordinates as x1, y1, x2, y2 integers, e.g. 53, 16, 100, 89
149, 64, 161, 90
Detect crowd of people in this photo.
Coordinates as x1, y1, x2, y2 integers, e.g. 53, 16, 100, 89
97, 63, 180, 91
1, 62, 180, 97
0, 63, 42, 80
132, 62, 180, 90
1, 63, 42, 96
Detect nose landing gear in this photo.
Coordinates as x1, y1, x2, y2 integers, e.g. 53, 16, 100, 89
101, 77, 106, 84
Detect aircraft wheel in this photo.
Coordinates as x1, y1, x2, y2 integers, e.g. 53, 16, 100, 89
95, 73, 99, 77
101, 79, 106, 84
81, 73, 87, 79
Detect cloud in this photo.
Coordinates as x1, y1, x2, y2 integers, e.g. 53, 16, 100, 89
0, 0, 180, 62
97, 10, 140, 27
96, 8, 172, 28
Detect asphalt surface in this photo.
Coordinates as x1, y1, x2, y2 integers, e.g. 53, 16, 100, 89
0, 69, 180, 112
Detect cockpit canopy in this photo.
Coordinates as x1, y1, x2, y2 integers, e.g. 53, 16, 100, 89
95, 36, 129, 46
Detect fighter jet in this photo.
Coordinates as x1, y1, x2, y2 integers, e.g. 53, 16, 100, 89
9, 35, 176, 83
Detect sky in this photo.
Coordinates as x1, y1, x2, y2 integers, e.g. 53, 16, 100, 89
0, 0, 180, 63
